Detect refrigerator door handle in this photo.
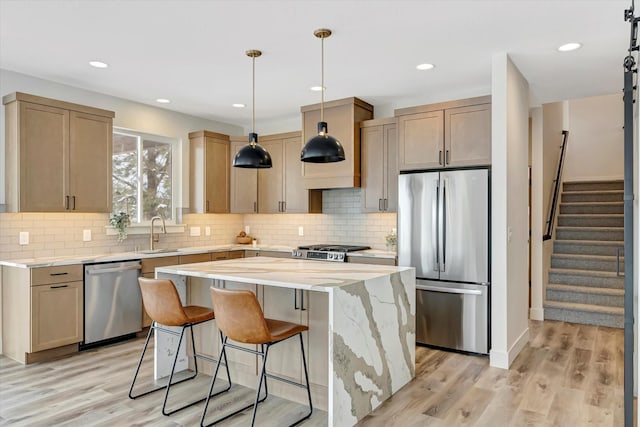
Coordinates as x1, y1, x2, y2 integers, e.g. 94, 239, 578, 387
440, 178, 447, 272
432, 179, 440, 271
416, 284, 483, 295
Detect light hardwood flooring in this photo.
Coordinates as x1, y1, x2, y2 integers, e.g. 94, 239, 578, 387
0, 320, 626, 426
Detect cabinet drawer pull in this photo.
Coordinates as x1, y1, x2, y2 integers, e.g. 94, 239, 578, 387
50, 285, 68, 289
49, 272, 69, 276
438, 150, 443, 165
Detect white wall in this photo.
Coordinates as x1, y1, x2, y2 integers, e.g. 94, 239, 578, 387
490, 53, 530, 369
0, 68, 244, 208
563, 93, 623, 182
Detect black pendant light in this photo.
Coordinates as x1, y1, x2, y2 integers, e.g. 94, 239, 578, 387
301, 28, 345, 163
233, 49, 272, 169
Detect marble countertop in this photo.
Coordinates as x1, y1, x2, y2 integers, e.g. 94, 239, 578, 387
0, 244, 396, 268
157, 256, 411, 292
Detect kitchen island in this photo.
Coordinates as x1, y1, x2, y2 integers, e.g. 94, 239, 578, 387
155, 257, 415, 426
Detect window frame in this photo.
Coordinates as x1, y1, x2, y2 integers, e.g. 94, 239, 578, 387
112, 127, 181, 225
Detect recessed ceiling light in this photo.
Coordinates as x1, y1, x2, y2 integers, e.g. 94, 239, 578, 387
558, 42, 582, 52
310, 86, 325, 92
89, 60, 109, 68
416, 63, 435, 71
232, 103, 246, 108
156, 98, 170, 104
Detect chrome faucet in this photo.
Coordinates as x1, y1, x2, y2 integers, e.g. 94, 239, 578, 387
150, 216, 166, 250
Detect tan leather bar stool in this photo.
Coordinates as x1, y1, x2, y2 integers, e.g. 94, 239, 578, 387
129, 277, 231, 416
201, 287, 313, 427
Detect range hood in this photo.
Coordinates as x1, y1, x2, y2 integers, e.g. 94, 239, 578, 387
300, 97, 373, 189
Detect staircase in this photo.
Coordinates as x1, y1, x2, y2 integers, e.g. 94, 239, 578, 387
544, 180, 624, 328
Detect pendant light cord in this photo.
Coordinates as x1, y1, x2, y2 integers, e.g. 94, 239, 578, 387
321, 34, 324, 124
252, 55, 256, 136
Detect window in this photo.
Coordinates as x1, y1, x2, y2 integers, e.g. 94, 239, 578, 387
112, 129, 179, 223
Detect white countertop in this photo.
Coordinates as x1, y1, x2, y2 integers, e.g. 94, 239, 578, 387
157, 256, 411, 292
0, 244, 396, 268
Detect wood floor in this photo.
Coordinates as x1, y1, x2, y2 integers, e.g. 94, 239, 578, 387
0, 320, 625, 426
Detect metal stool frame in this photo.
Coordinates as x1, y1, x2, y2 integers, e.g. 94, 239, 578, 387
129, 318, 232, 416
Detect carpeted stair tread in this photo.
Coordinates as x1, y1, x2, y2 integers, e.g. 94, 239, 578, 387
546, 283, 624, 296
544, 300, 623, 315
548, 268, 623, 278
551, 253, 624, 261
553, 239, 624, 246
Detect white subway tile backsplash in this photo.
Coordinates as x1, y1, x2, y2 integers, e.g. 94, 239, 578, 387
0, 189, 397, 260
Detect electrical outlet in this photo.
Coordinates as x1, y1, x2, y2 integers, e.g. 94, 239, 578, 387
244, 225, 250, 235
83, 229, 92, 242
205, 226, 211, 236
298, 226, 304, 236
190, 227, 201, 237
19, 231, 29, 245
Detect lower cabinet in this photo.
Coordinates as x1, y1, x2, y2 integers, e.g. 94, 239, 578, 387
1, 264, 83, 364
262, 287, 329, 406
31, 280, 83, 353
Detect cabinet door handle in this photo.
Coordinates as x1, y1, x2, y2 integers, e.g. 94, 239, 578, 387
283, 201, 286, 212
294, 289, 299, 309
439, 150, 443, 165
445, 150, 450, 165
378, 198, 383, 211
301, 290, 306, 311
49, 272, 69, 276
384, 198, 388, 211
65, 195, 70, 210
206, 200, 210, 212
72, 195, 76, 210
253, 201, 257, 212
50, 285, 68, 289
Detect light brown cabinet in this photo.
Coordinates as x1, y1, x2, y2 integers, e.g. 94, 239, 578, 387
2, 264, 83, 364
360, 118, 398, 212
230, 137, 258, 213
189, 130, 230, 213
3, 92, 114, 212
258, 132, 322, 213
396, 96, 491, 171
301, 97, 374, 189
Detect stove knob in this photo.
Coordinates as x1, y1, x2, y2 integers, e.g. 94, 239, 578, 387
337, 253, 344, 261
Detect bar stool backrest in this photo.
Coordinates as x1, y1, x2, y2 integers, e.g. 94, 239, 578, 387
210, 287, 271, 344
138, 278, 190, 327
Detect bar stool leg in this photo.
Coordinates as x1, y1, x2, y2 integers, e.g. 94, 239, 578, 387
296, 333, 313, 425
161, 325, 189, 415
250, 344, 271, 426
128, 321, 158, 399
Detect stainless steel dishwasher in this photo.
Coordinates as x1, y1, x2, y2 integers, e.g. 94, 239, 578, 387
83, 260, 142, 347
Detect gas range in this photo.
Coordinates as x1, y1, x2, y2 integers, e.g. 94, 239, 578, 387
291, 244, 371, 262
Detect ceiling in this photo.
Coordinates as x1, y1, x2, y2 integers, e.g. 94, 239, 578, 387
0, 0, 631, 130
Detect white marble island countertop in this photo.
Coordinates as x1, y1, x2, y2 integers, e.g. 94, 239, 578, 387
156, 256, 409, 292
156, 256, 415, 426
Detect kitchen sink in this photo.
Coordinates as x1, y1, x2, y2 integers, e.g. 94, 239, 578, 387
138, 248, 178, 254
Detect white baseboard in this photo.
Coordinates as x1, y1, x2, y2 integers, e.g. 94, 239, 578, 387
489, 327, 530, 370
530, 307, 544, 321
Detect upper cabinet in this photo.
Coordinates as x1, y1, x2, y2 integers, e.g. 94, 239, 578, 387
395, 96, 491, 171
3, 92, 114, 212
360, 118, 398, 212
258, 132, 322, 213
230, 136, 258, 213
189, 130, 230, 213
301, 97, 374, 189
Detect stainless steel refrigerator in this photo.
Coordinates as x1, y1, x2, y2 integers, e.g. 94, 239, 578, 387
398, 168, 490, 354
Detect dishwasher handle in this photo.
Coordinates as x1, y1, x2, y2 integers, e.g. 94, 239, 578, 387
86, 264, 142, 275
417, 283, 482, 295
